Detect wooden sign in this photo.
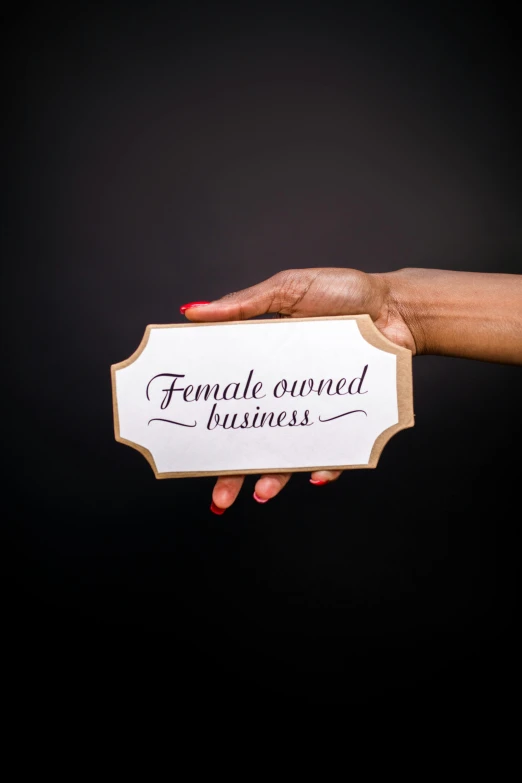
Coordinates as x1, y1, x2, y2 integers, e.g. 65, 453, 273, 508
111, 316, 414, 478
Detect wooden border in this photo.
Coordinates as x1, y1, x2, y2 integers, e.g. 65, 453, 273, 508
111, 315, 414, 478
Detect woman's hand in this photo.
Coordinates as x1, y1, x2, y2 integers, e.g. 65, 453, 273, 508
181, 265, 522, 512
180, 267, 415, 513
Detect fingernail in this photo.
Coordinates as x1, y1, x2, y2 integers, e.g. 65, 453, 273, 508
180, 301, 211, 314
310, 479, 329, 486
253, 492, 269, 504
210, 500, 225, 515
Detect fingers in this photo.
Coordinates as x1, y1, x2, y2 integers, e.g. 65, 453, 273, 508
309, 469, 342, 486
253, 473, 292, 503
180, 269, 320, 322
210, 470, 339, 514
210, 472, 292, 514
210, 475, 245, 514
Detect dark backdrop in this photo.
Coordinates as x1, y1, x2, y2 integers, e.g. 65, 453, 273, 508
4, 1, 521, 710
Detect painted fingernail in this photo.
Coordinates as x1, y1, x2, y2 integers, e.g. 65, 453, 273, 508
210, 500, 225, 515
180, 301, 211, 314
310, 479, 329, 486
253, 492, 269, 504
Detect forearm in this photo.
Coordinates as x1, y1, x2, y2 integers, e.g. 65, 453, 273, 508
380, 268, 522, 364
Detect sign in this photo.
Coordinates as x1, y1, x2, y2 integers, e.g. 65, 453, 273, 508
111, 316, 414, 477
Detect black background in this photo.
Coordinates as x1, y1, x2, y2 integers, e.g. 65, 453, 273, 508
4, 1, 521, 710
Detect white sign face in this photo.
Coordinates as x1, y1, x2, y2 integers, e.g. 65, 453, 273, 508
111, 316, 414, 478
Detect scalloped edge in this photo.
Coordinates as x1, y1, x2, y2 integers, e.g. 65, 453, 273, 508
110, 315, 414, 478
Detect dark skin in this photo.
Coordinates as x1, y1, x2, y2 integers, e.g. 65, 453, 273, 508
181, 267, 522, 510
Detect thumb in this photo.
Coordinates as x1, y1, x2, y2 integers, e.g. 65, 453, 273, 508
180, 270, 304, 322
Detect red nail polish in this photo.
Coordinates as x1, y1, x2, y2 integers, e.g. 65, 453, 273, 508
253, 492, 269, 504
210, 501, 225, 515
310, 479, 329, 486
180, 301, 211, 314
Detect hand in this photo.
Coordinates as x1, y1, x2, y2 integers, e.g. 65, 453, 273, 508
181, 267, 416, 513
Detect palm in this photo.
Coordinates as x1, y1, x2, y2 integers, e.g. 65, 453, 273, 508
184, 266, 417, 512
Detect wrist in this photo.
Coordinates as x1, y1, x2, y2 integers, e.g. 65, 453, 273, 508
375, 267, 522, 364
369, 269, 425, 355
